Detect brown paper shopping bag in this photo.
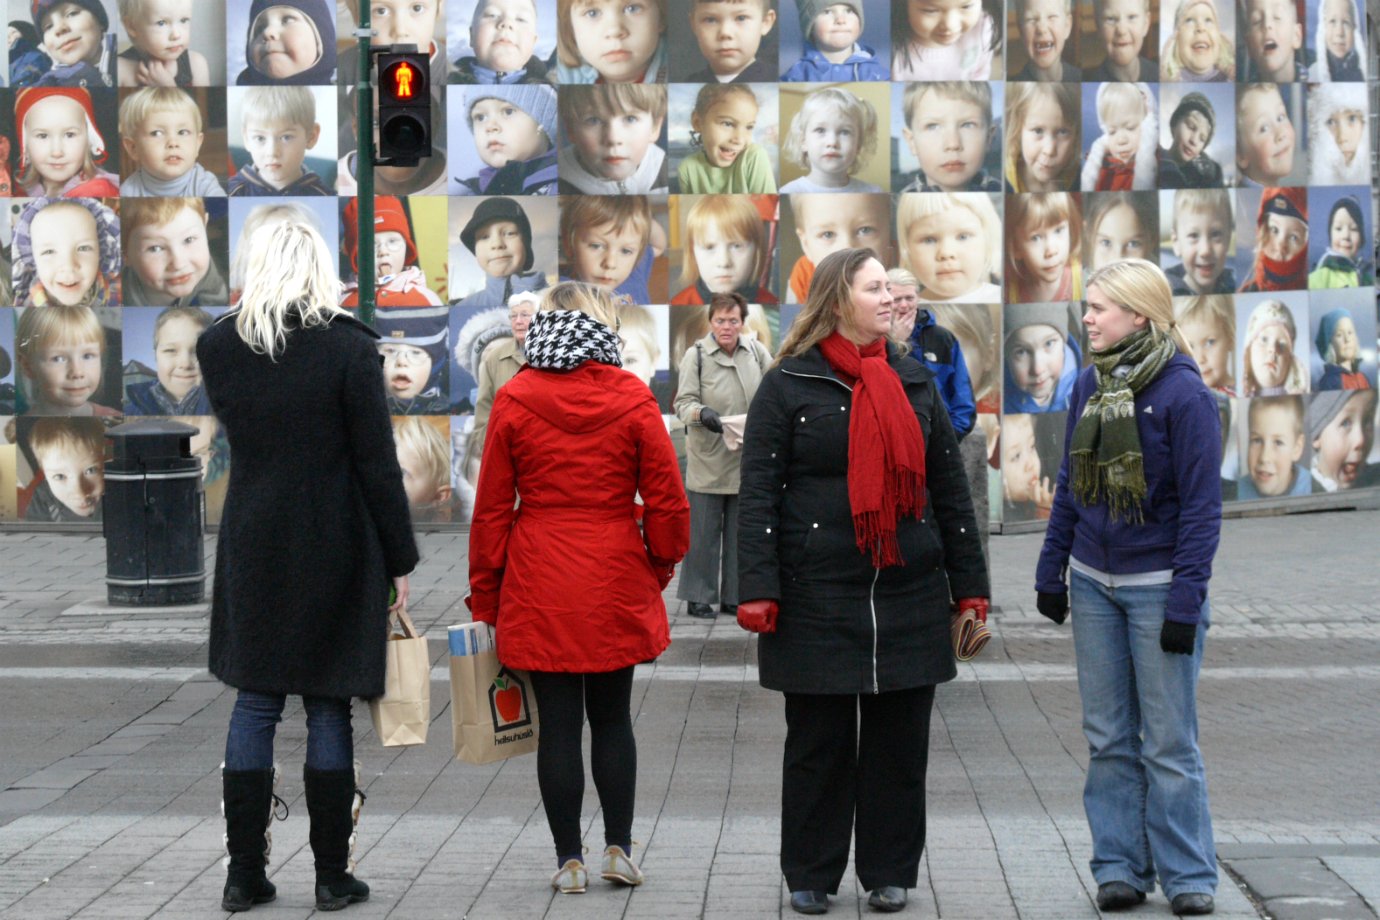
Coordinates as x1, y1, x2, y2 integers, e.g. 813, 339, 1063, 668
450, 644, 539, 764
369, 607, 432, 747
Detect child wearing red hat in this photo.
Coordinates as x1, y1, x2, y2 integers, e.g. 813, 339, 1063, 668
1240, 187, 1309, 292
15, 86, 119, 197
341, 196, 444, 309
30, 0, 116, 87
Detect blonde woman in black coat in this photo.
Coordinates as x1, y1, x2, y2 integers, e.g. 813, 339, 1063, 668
196, 220, 419, 913
737, 248, 990, 915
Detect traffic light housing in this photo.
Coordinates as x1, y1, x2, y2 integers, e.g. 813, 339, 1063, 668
376, 49, 431, 164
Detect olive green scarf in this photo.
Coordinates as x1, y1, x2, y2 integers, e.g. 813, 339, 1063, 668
1069, 327, 1177, 522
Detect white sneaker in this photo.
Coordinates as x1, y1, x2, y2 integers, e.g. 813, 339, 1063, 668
551, 858, 587, 894
600, 845, 644, 886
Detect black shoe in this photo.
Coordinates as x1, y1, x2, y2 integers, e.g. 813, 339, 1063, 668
687, 602, 716, 619
221, 769, 278, 912
1095, 881, 1146, 911
304, 767, 371, 911
316, 876, 371, 911
222, 878, 276, 912
1170, 892, 1214, 915
867, 886, 907, 912
789, 890, 828, 914
720, 604, 738, 615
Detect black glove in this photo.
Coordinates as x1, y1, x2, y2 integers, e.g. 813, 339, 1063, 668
699, 407, 723, 433
1160, 621, 1196, 655
1036, 591, 1068, 625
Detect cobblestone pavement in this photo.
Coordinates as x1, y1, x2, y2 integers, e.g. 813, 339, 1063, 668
0, 509, 1376, 919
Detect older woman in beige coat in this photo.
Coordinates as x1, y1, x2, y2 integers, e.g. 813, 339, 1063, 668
673, 292, 773, 619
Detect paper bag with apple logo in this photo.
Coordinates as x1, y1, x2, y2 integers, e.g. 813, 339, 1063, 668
450, 638, 539, 764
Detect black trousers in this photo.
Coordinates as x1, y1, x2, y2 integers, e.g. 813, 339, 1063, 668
781, 685, 937, 893
529, 667, 636, 860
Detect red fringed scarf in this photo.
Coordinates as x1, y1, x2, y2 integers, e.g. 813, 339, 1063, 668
818, 332, 927, 568
1250, 248, 1308, 291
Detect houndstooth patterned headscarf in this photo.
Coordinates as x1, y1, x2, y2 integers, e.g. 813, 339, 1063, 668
523, 309, 623, 372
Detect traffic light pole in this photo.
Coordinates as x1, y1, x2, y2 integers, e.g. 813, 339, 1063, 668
356, 8, 375, 328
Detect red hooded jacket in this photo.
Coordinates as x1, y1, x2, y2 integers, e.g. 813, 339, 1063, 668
468, 362, 690, 673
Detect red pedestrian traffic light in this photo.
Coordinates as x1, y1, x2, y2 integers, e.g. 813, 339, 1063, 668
375, 50, 432, 163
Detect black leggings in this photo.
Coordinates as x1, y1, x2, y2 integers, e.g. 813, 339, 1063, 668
529, 667, 637, 861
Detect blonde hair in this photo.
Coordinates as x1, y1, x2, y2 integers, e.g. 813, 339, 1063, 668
557, 83, 668, 127
539, 280, 621, 330
896, 192, 1003, 285
1161, 0, 1235, 79
1096, 83, 1148, 126
559, 197, 653, 275
1084, 258, 1189, 352
1006, 192, 1083, 284
118, 87, 203, 139
679, 195, 769, 290
234, 221, 346, 359
1003, 83, 1081, 192
121, 196, 208, 239
17, 305, 105, 362
886, 267, 919, 289
776, 248, 879, 364
781, 87, 877, 174
29, 417, 106, 466
930, 303, 998, 401
1171, 188, 1234, 235
903, 81, 992, 131
617, 303, 661, 362
229, 203, 322, 292
241, 86, 317, 134
391, 417, 449, 494
558, 0, 667, 67
1235, 84, 1288, 153
1175, 293, 1235, 378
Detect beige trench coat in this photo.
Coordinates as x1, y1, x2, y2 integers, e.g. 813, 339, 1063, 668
673, 333, 771, 494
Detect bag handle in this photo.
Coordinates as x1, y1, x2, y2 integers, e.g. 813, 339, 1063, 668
390, 606, 420, 639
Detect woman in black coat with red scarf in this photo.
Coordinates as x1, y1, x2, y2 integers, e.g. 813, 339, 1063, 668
196, 219, 418, 913
736, 248, 990, 915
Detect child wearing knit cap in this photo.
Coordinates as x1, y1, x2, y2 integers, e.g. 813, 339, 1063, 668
458, 84, 558, 196
1157, 91, 1224, 189
450, 0, 556, 85
1312, 306, 1370, 389
1240, 296, 1307, 395
116, 0, 211, 87
1240, 187, 1308, 292
341, 196, 445, 310
1309, 197, 1373, 289
554, 0, 667, 83
229, 87, 331, 196
30, 0, 116, 87
1081, 82, 1158, 192
235, 0, 336, 86
376, 310, 452, 415
1002, 301, 1082, 413
451, 197, 548, 308
15, 87, 120, 197
12, 197, 122, 307
1306, 82, 1369, 186
780, 0, 885, 80
1308, 389, 1376, 490
1307, 0, 1366, 81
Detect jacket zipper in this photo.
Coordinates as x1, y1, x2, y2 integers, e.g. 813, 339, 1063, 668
868, 565, 880, 694
781, 368, 852, 392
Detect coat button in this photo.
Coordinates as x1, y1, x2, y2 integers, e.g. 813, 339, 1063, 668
841, 406, 846, 411
771, 452, 776, 458
765, 527, 772, 533
812, 522, 819, 528
960, 527, 966, 533
800, 416, 806, 422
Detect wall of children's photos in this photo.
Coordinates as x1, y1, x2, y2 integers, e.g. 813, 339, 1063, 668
0, 0, 1376, 530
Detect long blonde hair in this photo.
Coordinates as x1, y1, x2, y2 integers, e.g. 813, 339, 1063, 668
234, 220, 346, 358
1084, 259, 1189, 353
776, 248, 878, 365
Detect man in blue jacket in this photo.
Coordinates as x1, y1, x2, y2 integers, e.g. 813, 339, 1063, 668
889, 269, 975, 441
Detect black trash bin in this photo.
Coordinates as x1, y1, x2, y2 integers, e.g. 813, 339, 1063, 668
103, 419, 205, 606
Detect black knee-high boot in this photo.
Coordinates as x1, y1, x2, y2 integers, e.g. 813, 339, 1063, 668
221, 767, 279, 912
304, 765, 371, 911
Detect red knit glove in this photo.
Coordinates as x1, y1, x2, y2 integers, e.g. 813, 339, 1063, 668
957, 597, 989, 623
737, 599, 778, 634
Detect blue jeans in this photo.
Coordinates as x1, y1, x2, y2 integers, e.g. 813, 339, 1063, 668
224, 690, 354, 772
1070, 570, 1217, 900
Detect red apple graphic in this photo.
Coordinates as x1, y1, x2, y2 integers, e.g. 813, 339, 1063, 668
493, 676, 522, 724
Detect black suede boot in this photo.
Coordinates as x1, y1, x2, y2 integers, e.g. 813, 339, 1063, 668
304, 765, 371, 911
221, 768, 278, 912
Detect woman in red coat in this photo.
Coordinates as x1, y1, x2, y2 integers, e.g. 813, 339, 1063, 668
468, 281, 690, 895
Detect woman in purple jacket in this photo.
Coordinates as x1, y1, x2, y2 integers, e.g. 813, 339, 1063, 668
1034, 258, 1221, 917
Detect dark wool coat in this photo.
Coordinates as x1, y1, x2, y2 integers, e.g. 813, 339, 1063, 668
197, 312, 420, 699
738, 344, 989, 695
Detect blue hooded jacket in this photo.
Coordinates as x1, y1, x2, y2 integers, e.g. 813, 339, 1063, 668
1035, 354, 1223, 624
1003, 334, 1081, 414
780, 41, 888, 81
908, 310, 975, 439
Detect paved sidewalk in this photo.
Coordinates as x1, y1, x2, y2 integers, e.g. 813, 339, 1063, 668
0, 510, 1377, 919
